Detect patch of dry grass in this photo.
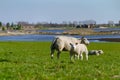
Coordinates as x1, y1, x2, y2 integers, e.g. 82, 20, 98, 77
63, 28, 112, 35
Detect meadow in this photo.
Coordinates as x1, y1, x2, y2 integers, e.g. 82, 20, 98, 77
0, 41, 120, 80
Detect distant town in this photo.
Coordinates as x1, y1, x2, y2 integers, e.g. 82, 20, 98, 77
0, 20, 120, 31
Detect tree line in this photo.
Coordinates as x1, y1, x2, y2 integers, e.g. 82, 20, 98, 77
0, 22, 22, 31
0, 21, 78, 31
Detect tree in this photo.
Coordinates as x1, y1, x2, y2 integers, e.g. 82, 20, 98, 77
16, 24, 22, 30
0, 22, 2, 27
12, 24, 22, 30
2, 27, 5, 31
11, 22, 14, 28
6, 22, 10, 29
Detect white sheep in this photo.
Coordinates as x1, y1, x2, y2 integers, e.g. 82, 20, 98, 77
89, 50, 104, 56
70, 43, 88, 61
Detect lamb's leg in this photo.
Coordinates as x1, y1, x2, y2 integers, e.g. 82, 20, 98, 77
85, 52, 88, 60
77, 54, 79, 60
80, 53, 83, 60
74, 54, 78, 60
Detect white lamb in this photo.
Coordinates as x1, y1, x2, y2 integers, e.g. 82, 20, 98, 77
89, 50, 104, 56
70, 43, 88, 61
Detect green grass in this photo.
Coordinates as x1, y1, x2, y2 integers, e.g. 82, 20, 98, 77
0, 41, 120, 80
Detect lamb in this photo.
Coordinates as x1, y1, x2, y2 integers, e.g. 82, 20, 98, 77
89, 50, 104, 56
70, 43, 88, 61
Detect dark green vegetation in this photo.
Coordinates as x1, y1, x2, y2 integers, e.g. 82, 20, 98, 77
0, 42, 120, 80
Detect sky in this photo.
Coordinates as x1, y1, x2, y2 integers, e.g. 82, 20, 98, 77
0, 0, 120, 24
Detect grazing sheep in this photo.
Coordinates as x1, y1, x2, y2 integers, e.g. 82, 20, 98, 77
70, 43, 88, 61
50, 36, 89, 59
89, 50, 104, 56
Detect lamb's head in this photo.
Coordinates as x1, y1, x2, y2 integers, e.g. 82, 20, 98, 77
98, 50, 104, 54
70, 43, 78, 51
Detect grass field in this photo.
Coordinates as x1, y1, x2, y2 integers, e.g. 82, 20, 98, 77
0, 41, 120, 80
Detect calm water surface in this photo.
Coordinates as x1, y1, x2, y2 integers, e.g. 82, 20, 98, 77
0, 29, 120, 42
0, 34, 119, 42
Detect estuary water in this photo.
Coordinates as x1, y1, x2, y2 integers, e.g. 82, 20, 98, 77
0, 34, 120, 42
0, 28, 119, 42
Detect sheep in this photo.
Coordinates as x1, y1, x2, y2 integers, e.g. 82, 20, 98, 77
50, 36, 89, 59
98, 50, 104, 54
70, 43, 88, 61
89, 50, 104, 56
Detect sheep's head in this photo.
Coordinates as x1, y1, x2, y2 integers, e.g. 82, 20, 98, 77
80, 37, 90, 45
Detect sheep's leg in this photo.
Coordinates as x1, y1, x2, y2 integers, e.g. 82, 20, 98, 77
74, 54, 76, 59
57, 44, 63, 59
70, 52, 74, 61
57, 51, 61, 59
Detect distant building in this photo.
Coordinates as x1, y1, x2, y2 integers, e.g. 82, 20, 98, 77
108, 21, 114, 26
21, 26, 35, 30
76, 20, 96, 28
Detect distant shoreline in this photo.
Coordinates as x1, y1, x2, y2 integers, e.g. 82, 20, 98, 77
0, 28, 120, 36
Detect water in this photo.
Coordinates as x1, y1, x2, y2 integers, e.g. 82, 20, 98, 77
0, 34, 119, 42
0, 29, 119, 42
93, 28, 120, 32
0, 35, 54, 41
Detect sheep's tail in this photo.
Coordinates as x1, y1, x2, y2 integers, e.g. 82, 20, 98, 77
50, 37, 58, 59
51, 37, 58, 49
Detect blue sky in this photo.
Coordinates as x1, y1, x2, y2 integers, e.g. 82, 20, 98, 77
0, 0, 120, 24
